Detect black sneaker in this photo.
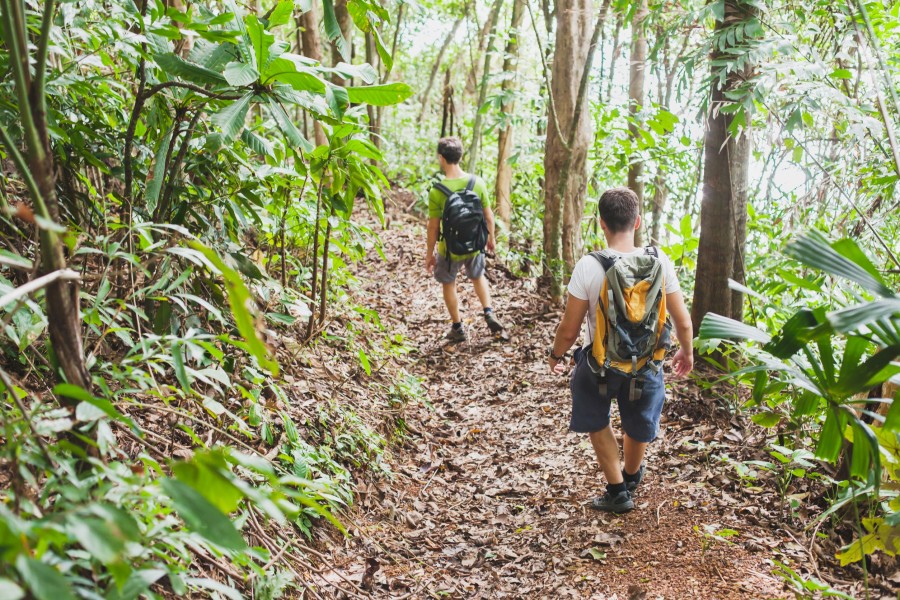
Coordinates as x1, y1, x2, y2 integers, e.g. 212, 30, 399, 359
590, 490, 634, 513
445, 326, 467, 343
484, 312, 505, 334
623, 464, 645, 493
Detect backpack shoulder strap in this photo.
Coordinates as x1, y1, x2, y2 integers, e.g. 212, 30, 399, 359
465, 175, 476, 192
433, 182, 453, 198
588, 251, 618, 273
645, 246, 659, 258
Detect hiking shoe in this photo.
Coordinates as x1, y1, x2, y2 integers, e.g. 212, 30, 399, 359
623, 464, 645, 493
445, 326, 467, 343
484, 312, 505, 334
590, 490, 634, 513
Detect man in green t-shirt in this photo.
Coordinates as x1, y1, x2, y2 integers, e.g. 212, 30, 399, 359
425, 137, 505, 342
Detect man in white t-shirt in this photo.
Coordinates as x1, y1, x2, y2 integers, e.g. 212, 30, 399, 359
548, 187, 694, 513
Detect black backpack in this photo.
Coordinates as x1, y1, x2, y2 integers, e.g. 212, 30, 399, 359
433, 175, 488, 259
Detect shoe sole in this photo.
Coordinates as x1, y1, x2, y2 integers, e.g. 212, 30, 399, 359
589, 500, 635, 513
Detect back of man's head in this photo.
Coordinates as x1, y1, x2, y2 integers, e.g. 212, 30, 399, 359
437, 137, 464, 165
598, 187, 640, 233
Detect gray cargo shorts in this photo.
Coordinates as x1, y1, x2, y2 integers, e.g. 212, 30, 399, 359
434, 253, 485, 284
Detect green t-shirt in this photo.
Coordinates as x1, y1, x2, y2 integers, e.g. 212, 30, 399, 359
428, 174, 491, 261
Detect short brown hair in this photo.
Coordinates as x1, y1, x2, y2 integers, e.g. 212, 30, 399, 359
598, 187, 640, 233
437, 137, 463, 164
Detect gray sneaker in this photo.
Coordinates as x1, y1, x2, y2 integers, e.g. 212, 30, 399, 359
590, 490, 634, 513
484, 312, 505, 334
623, 464, 645, 493
445, 326, 467, 343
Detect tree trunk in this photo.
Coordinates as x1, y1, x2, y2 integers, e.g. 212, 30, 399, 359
606, 15, 622, 103
495, 0, 526, 229
365, 32, 380, 147
374, 3, 405, 148
543, 0, 606, 299
0, 0, 91, 405
418, 18, 463, 123
627, 0, 648, 243
467, 0, 504, 173
299, 5, 328, 147
466, 0, 502, 95
691, 0, 757, 331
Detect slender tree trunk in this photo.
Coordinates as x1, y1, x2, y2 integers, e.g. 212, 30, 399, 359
299, 5, 328, 147
0, 0, 91, 404
466, 0, 502, 95
495, 0, 526, 229
419, 18, 463, 123
606, 15, 622, 103
365, 32, 380, 147
467, 0, 504, 173
628, 0, 648, 244
691, 0, 758, 331
374, 4, 405, 147
544, 0, 608, 299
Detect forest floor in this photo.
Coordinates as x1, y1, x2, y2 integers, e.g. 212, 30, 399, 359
309, 195, 874, 600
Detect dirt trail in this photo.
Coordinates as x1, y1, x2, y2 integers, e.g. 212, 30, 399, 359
324, 206, 802, 599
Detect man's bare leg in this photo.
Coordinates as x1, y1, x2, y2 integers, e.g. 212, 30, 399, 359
471, 276, 492, 310
442, 282, 461, 322
589, 427, 624, 485
622, 433, 648, 475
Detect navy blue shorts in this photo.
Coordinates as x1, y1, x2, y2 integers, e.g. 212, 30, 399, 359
569, 345, 666, 443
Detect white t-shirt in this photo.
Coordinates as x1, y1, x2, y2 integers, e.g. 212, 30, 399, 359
567, 248, 681, 345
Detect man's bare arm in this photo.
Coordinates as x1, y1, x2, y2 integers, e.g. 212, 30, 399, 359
549, 295, 589, 372
666, 290, 694, 377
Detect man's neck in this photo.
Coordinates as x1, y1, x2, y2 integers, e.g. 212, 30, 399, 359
606, 232, 638, 253
442, 164, 466, 179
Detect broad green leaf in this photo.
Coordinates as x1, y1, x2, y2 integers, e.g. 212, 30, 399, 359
815, 408, 844, 462
171, 341, 192, 392
266, 96, 314, 153
245, 15, 274, 71
751, 410, 781, 428
67, 515, 127, 564
153, 53, 226, 85
241, 129, 274, 157
223, 61, 259, 86
325, 83, 349, 119
145, 127, 173, 216
372, 27, 392, 74
828, 299, 900, 334
161, 478, 247, 551
322, 0, 350, 61
330, 61, 378, 84
172, 452, 245, 514
346, 82, 414, 106
184, 577, 244, 600
53, 384, 131, 425
268, 0, 294, 27
763, 309, 826, 359
698, 313, 772, 344
266, 58, 327, 93
833, 345, 900, 396
212, 92, 253, 141
884, 389, 900, 432
0, 579, 24, 600
14, 557, 76, 600
225, 0, 256, 66
784, 231, 895, 298
187, 242, 278, 374
107, 569, 167, 600
340, 138, 381, 160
